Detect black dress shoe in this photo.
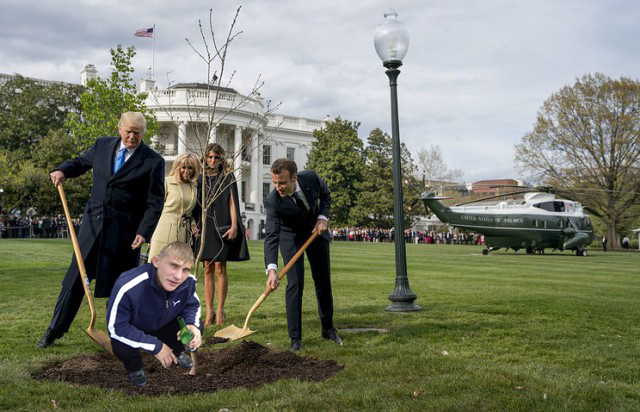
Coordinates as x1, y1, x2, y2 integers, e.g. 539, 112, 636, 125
37, 328, 59, 349
127, 368, 147, 387
322, 328, 343, 345
290, 338, 302, 351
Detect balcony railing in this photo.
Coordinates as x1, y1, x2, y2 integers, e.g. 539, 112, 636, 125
147, 89, 265, 118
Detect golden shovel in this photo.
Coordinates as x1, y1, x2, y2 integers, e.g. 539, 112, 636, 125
214, 230, 319, 341
57, 184, 114, 354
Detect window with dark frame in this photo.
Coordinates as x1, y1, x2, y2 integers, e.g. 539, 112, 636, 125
263, 183, 271, 201
263, 145, 271, 165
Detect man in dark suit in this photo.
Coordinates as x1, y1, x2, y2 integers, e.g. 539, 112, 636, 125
264, 158, 342, 351
38, 112, 165, 349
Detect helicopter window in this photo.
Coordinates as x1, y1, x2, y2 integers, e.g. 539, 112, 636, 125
553, 201, 565, 212
533, 202, 555, 212
580, 216, 592, 230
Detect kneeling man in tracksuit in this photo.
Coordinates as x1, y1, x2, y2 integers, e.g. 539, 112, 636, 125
107, 241, 203, 387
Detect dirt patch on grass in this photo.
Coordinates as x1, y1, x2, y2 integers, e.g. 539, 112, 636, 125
33, 340, 343, 395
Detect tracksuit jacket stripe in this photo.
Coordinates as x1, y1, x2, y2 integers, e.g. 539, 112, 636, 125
189, 274, 202, 329
108, 272, 156, 352
107, 263, 202, 355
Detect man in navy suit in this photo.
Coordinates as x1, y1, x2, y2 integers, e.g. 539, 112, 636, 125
264, 158, 342, 351
38, 112, 165, 349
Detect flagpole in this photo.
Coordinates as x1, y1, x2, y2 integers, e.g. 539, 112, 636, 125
152, 24, 156, 80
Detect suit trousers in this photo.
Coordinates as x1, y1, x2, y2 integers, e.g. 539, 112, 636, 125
111, 319, 184, 373
48, 240, 100, 336
281, 234, 333, 339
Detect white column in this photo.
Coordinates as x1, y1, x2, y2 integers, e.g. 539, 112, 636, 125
208, 124, 217, 144
178, 121, 187, 155
233, 125, 242, 180
251, 130, 261, 204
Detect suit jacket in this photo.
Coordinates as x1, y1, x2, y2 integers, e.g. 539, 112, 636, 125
263, 170, 331, 268
56, 137, 165, 297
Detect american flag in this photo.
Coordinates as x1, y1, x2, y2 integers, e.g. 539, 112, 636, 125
134, 27, 154, 38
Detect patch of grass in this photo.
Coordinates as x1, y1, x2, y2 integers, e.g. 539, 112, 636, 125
1, 239, 639, 410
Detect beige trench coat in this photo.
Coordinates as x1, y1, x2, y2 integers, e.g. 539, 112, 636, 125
147, 175, 197, 260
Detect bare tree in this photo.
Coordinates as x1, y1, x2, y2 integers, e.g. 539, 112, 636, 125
415, 144, 463, 194
515, 73, 640, 249
149, 7, 280, 265
148, 7, 281, 374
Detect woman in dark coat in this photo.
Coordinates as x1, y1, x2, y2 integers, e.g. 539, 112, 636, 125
194, 143, 249, 326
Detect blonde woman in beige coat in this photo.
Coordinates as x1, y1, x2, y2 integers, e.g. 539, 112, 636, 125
147, 153, 200, 261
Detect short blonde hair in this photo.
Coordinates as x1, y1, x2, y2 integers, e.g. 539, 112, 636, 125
171, 153, 200, 182
119, 112, 147, 131
157, 241, 194, 263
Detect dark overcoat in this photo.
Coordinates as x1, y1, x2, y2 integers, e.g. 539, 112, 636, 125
193, 172, 250, 262
56, 137, 165, 297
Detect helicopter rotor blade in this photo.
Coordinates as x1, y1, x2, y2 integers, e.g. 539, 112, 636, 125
454, 190, 532, 206
485, 183, 640, 196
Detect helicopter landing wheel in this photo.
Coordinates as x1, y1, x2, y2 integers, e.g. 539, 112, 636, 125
482, 249, 489, 255
578, 249, 588, 257
525, 247, 534, 255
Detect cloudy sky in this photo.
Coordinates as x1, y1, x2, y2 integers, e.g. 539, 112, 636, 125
2, 0, 639, 182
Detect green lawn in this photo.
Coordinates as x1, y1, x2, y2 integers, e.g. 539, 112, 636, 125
0, 239, 639, 411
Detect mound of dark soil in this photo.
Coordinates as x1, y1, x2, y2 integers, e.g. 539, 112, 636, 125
33, 341, 343, 395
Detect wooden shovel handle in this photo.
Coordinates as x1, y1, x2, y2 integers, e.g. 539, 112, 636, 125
264, 230, 319, 297
57, 184, 97, 327
235, 231, 321, 332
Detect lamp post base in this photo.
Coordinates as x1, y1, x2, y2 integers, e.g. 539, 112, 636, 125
385, 302, 422, 312
386, 283, 421, 312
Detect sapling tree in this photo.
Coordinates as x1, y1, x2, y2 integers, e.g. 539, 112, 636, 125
149, 7, 281, 374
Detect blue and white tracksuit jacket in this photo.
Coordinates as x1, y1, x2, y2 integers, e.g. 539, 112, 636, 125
107, 263, 202, 355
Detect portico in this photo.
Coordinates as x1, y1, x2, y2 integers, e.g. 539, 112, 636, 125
143, 81, 322, 239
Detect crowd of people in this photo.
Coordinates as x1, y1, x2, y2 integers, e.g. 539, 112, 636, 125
0, 212, 81, 239
331, 227, 484, 245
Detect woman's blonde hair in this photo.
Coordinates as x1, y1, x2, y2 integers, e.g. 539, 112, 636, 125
171, 153, 200, 182
204, 143, 231, 174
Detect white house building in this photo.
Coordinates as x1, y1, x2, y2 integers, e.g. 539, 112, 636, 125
134, 75, 325, 240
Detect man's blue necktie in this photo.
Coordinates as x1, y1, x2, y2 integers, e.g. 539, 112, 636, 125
113, 147, 126, 174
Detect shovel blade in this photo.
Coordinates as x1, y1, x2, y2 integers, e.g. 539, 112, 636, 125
214, 324, 256, 341
86, 328, 114, 355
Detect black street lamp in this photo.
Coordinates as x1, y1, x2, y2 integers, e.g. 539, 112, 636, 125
374, 9, 421, 312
